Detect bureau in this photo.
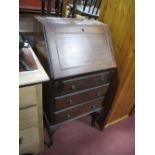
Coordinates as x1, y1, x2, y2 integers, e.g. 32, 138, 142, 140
19, 46, 49, 154
33, 17, 117, 132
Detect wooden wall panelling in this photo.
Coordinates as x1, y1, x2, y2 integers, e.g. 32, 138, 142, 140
99, 0, 135, 123
98, 0, 108, 20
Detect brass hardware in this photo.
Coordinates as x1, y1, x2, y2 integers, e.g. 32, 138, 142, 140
66, 114, 71, 119
99, 77, 105, 82
69, 99, 74, 105
91, 105, 96, 109
71, 84, 76, 90
96, 91, 101, 96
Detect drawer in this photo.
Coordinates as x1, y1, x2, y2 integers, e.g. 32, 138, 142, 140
54, 70, 113, 95
19, 106, 38, 130
54, 97, 104, 123
54, 83, 109, 111
19, 127, 39, 154
19, 86, 37, 109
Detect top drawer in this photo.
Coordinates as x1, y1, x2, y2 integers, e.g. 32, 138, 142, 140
54, 70, 114, 95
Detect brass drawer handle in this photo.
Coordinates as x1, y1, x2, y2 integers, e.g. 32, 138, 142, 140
99, 77, 105, 82
69, 99, 74, 105
96, 91, 101, 96
66, 114, 71, 119
91, 105, 96, 110
71, 84, 76, 90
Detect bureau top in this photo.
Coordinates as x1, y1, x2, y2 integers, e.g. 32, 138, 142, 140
34, 17, 117, 79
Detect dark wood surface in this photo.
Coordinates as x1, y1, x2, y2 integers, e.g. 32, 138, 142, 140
34, 17, 116, 79
54, 83, 109, 110
60, 71, 113, 94
44, 25, 116, 79
54, 97, 104, 123
33, 17, 117, 133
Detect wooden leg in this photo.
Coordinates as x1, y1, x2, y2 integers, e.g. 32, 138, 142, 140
91, 112, 101, 127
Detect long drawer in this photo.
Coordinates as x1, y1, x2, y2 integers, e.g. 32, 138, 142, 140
19, 127, 39, 154
54, 97, 104, 123
54, 83, 109, 111
53, 70, 113, 95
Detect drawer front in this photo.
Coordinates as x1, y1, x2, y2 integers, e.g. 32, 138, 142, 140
19, 86, 37, 109
19, 127, 39, 155
54, 97, 104, 123
54, 83, 109, 111
19, 106, 38, 130
59, 71, 113, 94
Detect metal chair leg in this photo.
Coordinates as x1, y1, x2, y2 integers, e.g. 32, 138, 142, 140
41, 0, 45, 16
47, 0, 52, 15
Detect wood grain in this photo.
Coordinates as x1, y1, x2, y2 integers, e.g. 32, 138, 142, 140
19, 86, 37, 109
19, 84, 45, 154
34, 17, 117, 131
61, 71, 112, 94
54, 97, 104, 123
19, 106, 38, 130
34, 17, 117, 79
36, 84, 44, 152
54, 84, 109, 110
99, 0, 135, 123
19, 127, 39, 154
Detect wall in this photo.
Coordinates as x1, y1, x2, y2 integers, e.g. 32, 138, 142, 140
19, 0, 55, 10
99, 0, 135, 123
19, 0, 41, 10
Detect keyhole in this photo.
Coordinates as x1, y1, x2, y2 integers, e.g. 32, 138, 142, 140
82, 28, 85, 32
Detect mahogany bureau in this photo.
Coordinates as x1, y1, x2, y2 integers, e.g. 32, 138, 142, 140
33, 17, 117, 131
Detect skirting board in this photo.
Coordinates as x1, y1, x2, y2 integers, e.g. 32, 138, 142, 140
105, 115, 129, 128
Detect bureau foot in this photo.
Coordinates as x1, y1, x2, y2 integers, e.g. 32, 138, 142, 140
91, 112, 101, 129
44, 141, 53, 148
